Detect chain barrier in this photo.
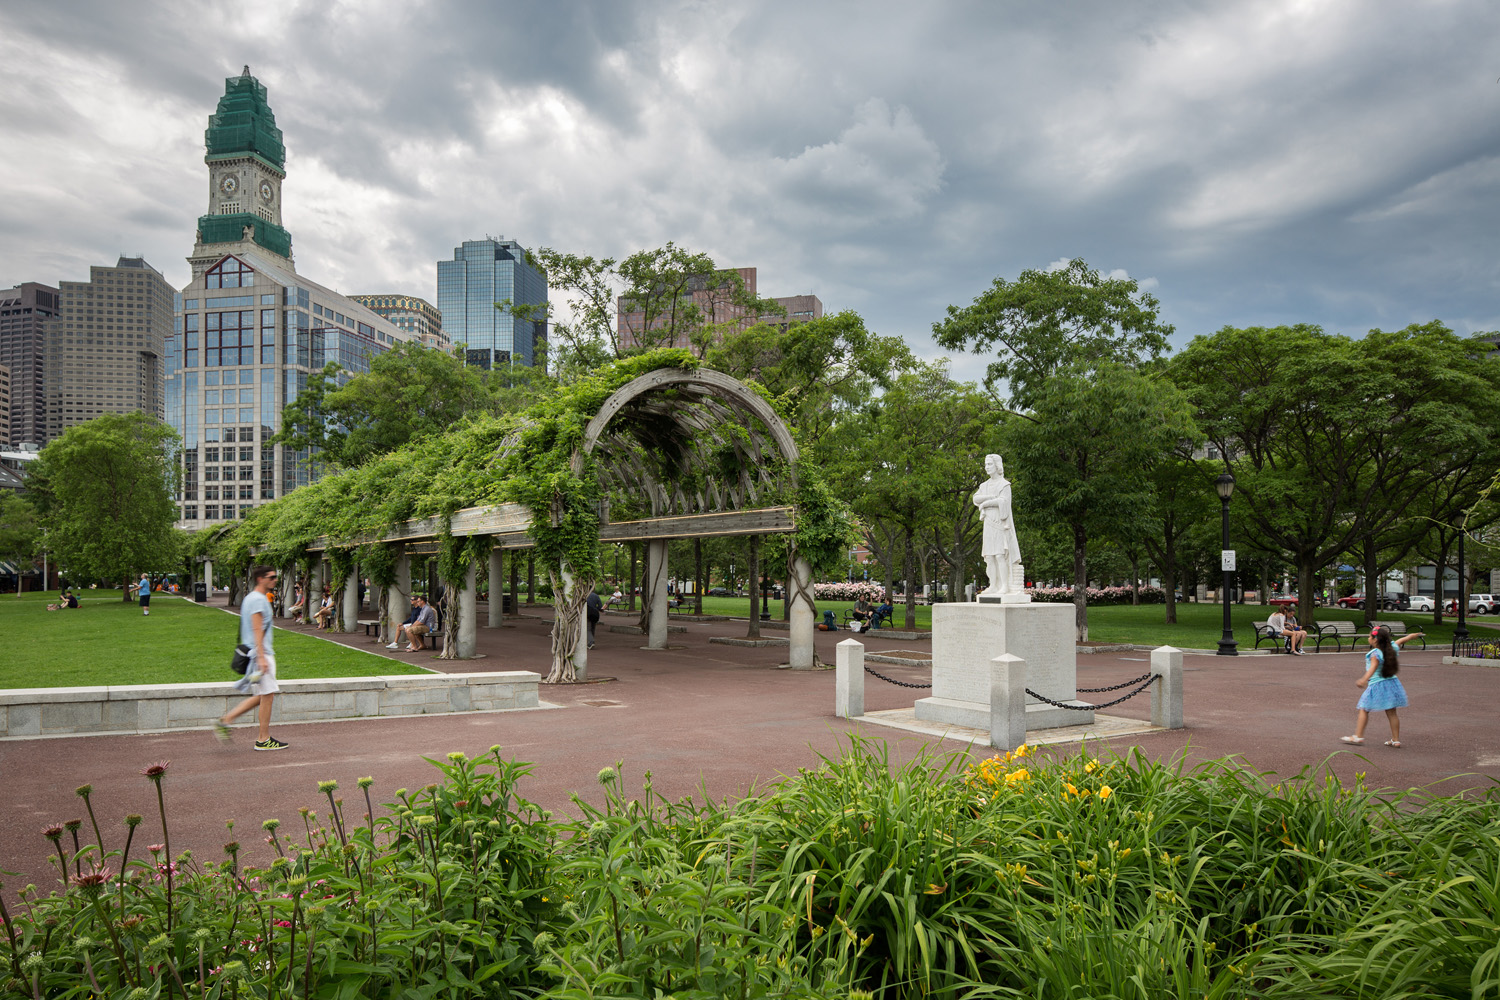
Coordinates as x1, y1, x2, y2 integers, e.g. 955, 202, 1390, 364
862, 665, 932, 689
1027, 673, 1159, 711
1076, 672, 1153, 693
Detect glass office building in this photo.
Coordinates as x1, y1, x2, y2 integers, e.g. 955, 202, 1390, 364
435, 239, 547, 369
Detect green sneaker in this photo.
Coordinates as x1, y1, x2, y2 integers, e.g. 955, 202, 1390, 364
253, 737, 289, 752
213, 721, 231, 744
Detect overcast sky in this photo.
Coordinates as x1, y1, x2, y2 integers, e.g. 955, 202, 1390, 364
3, 0, 1499, 380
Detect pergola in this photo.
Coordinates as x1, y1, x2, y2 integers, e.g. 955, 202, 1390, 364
216, 366, 819, 677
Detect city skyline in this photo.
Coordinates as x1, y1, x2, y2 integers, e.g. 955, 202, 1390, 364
3, 1, 1500, 390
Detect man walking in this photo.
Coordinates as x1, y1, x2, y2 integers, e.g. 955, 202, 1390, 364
586, 584, 603, 649
216, 565, 289, 750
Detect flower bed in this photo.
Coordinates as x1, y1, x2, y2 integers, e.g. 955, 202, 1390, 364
4, 742, 1495, 997
1028, 584, 1167, 605
813, 581, 887, 602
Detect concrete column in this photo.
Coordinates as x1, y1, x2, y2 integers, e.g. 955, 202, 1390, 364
647, 538, 670, 649
1150, 645, 1184, 730
788, 555, 816, 669
488, 548, 505, 627
456, 561, 478, 658
509, 558, 522, 618
835, 638, 865, 718
279, 565, 294, 617
385, 547, 409, 644
202, 559, 213, 601
341, 567, 359, 632
989, 653, 1028, 751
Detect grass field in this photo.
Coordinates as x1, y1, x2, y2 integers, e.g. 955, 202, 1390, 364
673, 594, 1474, 647
0, 593, 426, 689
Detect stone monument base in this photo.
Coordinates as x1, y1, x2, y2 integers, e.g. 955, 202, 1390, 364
914, 601, 1094, 731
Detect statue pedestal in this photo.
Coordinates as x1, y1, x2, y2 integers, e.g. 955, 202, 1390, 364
914, 602, 1094, 731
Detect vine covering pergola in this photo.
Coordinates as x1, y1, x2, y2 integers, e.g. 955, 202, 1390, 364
208, 352, 851, 682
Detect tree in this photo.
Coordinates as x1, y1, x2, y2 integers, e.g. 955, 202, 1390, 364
933, 258, 1173, 411
1136, 452, 1217, 623
0, 493, 39, 595
1170, 323, 1500, 625
705, 311, 913, 443
824, 363, 1004, 628
26, 413, 179, 596
278, 341, 535, 469
1005, 364, 1198, 639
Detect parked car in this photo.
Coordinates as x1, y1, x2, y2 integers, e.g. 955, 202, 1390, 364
1404, 594, 1434, 611
708, 586, 733, 597
1336, 593, 1403, 610
1267, 595, 1302, 608
1445, 593, 1499, 615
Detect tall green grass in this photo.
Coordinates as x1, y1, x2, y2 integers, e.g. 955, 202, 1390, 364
6, 740, 1495, 998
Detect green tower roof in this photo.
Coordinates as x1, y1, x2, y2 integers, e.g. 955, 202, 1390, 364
204, 66, 285, 171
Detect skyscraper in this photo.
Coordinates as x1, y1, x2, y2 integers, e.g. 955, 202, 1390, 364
44, 257, 173, 440
0, 364, 10, 449
166, 68, 410, 527
436, 238, 547, 369
0, 282, 59, 446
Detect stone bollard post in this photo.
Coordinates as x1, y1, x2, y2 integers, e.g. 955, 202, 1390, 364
835, 638, 865, 718
1150, 645, 1184, 729
989, 653, 1027, 751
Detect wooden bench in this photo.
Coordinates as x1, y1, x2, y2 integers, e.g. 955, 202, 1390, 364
1371, 621, 1426, 650
1315, 621, 1361, 651
1251, 621, 1292, 652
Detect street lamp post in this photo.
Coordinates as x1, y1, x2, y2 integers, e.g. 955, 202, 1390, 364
1216, 473, 1238, 656
1455, 526, 1469, 643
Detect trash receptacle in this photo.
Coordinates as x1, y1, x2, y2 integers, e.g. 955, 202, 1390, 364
194, 582, 208, 603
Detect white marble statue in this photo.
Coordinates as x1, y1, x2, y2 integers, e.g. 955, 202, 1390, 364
974, 453, 1022, 596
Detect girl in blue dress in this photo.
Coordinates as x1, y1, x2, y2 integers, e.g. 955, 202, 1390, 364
1340, 625, 1422, 747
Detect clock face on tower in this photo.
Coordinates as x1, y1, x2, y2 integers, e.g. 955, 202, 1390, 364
219, 175, 239, 196
259, 180, 274, 203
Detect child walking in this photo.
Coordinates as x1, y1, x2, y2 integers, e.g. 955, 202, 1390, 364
1340, 625, 1422, 747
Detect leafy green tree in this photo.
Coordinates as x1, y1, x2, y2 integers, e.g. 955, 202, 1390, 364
704, 310, 913, 443
26, 413, 179, 597
1006, 364, 1198, 639
933, 258, 1173, 410
279, 341, 536, 468
1171, 322, 1500, 625
825, 363, 1004, 627
0, 492, 39, 595
1136, 453, 1217, 623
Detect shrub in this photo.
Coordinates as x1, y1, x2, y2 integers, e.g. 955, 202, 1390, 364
1028, 584, 1166, 605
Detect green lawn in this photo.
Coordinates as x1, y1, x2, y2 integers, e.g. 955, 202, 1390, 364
0, 593, 425, 689
675, 594, 1472, 648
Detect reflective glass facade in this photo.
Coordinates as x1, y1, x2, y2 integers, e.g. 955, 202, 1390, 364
435, 239, 547, 369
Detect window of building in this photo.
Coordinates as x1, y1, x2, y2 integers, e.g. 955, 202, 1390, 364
182, 506, 197, 521
204, 505, 219, 520
205, 486, 219, 501
205, 257, 254, 290
240, 465, 254, 481
239, 446, 254, 462
205, 408, 219, 424
205, 310, 254, 367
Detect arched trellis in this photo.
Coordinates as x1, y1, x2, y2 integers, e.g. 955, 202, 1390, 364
300, 365, 819, 680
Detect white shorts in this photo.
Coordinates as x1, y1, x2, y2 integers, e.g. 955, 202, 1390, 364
251, 653, 280, 695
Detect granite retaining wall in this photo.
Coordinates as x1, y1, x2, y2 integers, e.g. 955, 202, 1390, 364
0, 671, 542, 739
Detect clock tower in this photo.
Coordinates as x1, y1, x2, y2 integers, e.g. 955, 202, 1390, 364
189, 66, 295, 276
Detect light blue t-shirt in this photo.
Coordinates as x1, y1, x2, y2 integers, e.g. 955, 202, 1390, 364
139, 576, 150, 594
1365, 647, 1391, 684
240, 590, 275, 656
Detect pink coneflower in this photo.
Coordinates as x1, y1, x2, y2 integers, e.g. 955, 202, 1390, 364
72, 869, 113, 899
141, 761, 170, 783
148, 844, 165, 856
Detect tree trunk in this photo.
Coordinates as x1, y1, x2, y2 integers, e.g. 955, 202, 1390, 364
1162, 531, 1178, 625
1072, 522, 1088, 641
1297, 560, 1316, 627
1131, 555, 1140, 606
544, 563, 590, 684
1362, 538, 1380, 626
903, 534, 917, 630
747, 534, 761, 639
526, 554, 535, 605
693, 538, 704, 616
1432, 537, 1451, 628
1260, 557, 1270, 606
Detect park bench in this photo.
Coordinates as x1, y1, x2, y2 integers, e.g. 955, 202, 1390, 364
1251, 621, 1293, 652
1314, 621, 1361, 651
843, 606, 896, 631
360, 619, 380, 637
1371, 621, 1427, 650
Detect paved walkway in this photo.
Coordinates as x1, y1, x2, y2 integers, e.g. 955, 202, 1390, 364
2, 599, 1497, 890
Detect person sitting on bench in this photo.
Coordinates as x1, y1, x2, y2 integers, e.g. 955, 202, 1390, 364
403, 595, 439, 651
1267, 607, 1306, 654
387, 596, 421, 649
314, 589, 335, 629
851, 597, 872, 624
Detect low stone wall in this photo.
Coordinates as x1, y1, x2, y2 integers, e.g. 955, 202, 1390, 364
0, 671, 542, 739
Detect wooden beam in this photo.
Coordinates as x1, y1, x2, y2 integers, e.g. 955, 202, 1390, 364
307, 505, 795, 551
